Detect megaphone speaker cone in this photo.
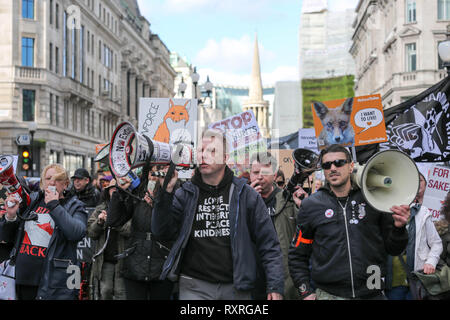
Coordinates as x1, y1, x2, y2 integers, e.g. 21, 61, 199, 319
353, 150, 419, 213
0, 154, 30, 205
109, 122, 195, 178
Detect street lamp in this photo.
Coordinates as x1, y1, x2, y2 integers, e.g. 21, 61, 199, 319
204, 75, 213, 98
179, 77, 187, 97
438, 25, 450, 75
28, 121, 37, 177
191, 67, 200, 99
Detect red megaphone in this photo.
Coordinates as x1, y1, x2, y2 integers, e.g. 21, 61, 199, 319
0, 155, 30, 207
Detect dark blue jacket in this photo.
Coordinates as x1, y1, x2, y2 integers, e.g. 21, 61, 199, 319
151, 174, 285, 295
0, 191, 87, 300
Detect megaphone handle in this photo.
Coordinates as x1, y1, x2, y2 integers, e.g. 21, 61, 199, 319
162, 161, 177, 192
162, 143, 185, 192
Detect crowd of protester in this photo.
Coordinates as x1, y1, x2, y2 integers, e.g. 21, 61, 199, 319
1, 130, 450, 300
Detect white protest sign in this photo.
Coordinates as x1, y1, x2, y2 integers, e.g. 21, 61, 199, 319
138, 98, 197, 179
209, 110, 266, 167
423, 165, 450, 221
354, 108, 384, 133
298, 128, 319, 152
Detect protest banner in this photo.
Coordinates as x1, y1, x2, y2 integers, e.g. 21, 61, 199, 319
312, 94, 387, 149
138, 98, 197, 178
209, 110, 266, 176
423, 164, 450, 221
276, 149, 295, 180
298, 128, 319, 152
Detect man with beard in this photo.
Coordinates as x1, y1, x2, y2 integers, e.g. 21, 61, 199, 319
289, 144, 411, 300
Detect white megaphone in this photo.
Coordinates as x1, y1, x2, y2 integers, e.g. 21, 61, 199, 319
109, 122, 194, 177
352, 150, 420, 213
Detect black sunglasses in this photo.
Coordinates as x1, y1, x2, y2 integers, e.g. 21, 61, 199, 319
321, 159, 350, 170
276, 181, 285, 187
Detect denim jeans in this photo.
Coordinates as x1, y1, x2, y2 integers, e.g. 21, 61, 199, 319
385, 286, 412, 300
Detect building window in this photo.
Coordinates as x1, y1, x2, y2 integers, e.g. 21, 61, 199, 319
50, 93, 53, 124
99, 40, 102, 62
406, 43, 417, 72
72, 28, 77, 80
55, 95, 59, 126
91, 34, 94, 57
63, 153, 83, 178
22, 0, 34, 19
22, 37, 34, 67
63, 11, 67, 76
87, 30, 90, 53
50, 0, 53, 24
23, 89, 35, 121
80, 25, 85, 84
55, 3, 59, 29
438, 0, 450, 20
406, 0, 416, 23
49, 42, 53, 71
49, 150, 58, 164
55, 46, 59, 74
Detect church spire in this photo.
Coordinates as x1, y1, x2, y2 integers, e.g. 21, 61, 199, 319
248, 33, 264, 101
243, 33, 270, 138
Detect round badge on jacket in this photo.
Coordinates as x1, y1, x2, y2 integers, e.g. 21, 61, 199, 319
325, 209, 334, 218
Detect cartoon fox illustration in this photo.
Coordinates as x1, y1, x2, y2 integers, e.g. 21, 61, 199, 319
153, 99, 190, 144
313, 97, 355, 147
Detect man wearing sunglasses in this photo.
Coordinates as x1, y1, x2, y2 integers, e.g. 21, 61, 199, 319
289, 144, 410, 300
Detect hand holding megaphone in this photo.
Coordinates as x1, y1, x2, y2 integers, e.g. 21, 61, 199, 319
390, 205, 410, 228
158, 168, 178, 194
5, 195, 19, 221
292, 186, 308, 207
118, 176, 132, 190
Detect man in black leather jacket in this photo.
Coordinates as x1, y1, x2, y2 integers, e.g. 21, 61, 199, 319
288, 144, 411, 300
68, 168, 100, 209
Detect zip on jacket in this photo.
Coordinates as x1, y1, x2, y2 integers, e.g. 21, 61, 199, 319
338, 197, 356, 298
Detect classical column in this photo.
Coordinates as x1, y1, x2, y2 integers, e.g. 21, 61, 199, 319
120, 62, 129, 118
136, 75, 143, 122
129, 70, 136, 120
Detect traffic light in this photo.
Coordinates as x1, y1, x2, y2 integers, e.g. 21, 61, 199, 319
21, 147, 30, 171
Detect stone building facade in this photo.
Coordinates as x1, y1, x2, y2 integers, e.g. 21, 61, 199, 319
350, 0, 448, 109
0, 0, 175, 176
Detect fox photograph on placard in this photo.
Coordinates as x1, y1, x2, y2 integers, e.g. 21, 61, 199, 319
312, 94, 388, 149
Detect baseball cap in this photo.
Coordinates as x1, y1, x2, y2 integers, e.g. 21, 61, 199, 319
71, 168, 91, 180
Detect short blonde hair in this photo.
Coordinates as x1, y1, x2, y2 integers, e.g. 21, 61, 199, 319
40, 163, 69, 189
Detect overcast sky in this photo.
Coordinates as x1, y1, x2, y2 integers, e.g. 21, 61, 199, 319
137, 0, 359, 87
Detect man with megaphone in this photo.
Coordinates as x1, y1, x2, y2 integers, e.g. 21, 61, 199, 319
151, 129, 284, 300
289, 144, 411, 300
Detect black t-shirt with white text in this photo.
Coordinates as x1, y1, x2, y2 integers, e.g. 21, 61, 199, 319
15, 198, 55, 286
181, 167, 234, 283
